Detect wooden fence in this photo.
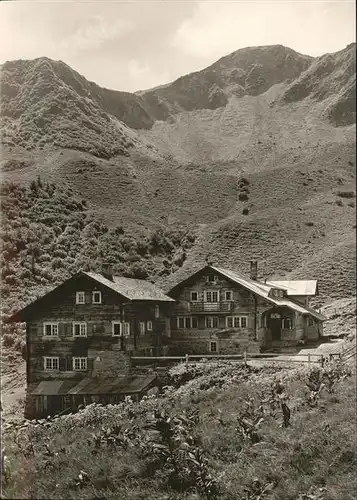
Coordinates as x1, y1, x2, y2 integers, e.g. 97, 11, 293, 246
132, 350, 346, 368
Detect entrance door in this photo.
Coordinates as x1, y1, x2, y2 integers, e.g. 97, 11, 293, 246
269, 314, 282, 341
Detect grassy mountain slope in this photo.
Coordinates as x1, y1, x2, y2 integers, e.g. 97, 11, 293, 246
0, 43, 356, 311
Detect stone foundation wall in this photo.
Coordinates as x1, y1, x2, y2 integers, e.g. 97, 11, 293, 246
89, 349, 131, 377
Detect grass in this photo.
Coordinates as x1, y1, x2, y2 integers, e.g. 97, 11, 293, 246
2, 360, 355, 499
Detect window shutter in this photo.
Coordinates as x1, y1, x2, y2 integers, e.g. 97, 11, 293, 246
58, 323, 64, 337
63, 323, 71, 336
85, 292, 91, 304
87, 358, 94, 371
59, 357, 66, 371
66, 355, 72, 371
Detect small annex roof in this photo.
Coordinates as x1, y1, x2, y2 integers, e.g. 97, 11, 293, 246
265, 280, 318, 296
168, 265, 326, 321
29, 375, 157, 396
84, 272, 175, 302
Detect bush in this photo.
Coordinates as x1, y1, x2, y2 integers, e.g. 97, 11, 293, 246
336, 190, 355, 198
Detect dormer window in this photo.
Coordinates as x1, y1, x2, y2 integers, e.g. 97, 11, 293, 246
206, 275, 217, 283
76, 291, 85, 304
92, 291, 102, 304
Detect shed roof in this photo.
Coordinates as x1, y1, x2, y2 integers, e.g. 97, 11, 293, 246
29, 375, 157, 396
265, 280, 318, 296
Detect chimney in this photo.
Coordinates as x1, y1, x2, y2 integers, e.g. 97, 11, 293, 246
102, 263, 114, 281
250, 260, 258, 280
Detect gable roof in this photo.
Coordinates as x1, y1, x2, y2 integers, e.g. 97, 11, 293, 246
6, 271, 174, 323
168, 265, 326, 321
84, 272, 175, 302
265, 280, 318, 296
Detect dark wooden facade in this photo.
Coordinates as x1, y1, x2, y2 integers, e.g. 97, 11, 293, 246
13, 273, 173, 418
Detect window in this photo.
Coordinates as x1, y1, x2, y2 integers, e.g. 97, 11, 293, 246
226, 316, 248, 328
177, 317, 198, 329
43, 322, 59, 337
122, 322, 130, 337
44, 357, 59, 371
147, 321, 153, 331
206, 275, 217, 283
209, 341, 217, 352
73, 322, 87, 337
112, 321, 122, 336
76, 292, 85, 304
112, 322, 130, 336
190, 291, 199, 302
92, 291, 102, 304
308, 317, 314, 327
155, 305, 160, 318
282, 318, 292, 329
139, 322, 146, 335
206, 317, 219, 328
73, 357, 87, 370
205, 291, 219, 303
225, 291, 233, 301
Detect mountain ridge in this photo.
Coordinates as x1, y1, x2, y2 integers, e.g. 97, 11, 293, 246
0, 42, 356, 304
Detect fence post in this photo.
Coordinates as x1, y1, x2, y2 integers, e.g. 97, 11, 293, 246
308, 353, 311, 368
320, 354, 324, 367
185, 354, 189, 367
244, 350, 247, 367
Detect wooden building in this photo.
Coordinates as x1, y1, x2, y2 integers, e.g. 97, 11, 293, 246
6, 261, 326, 418
167, 262, 326, 354
6, 266, 174, 418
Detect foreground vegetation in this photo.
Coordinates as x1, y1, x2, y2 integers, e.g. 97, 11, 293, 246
2, 359, 355, 500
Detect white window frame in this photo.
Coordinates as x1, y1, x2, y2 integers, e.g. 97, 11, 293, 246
206, 316, 219, 329
177, 317, 197, 329
204, 291, 219, 303
147, 321, 153, 331
206, 275, 217, 283
92, 291, 102, 304
190, 291, 199, 302
44, 356, 59, 371
282, 318, 293, 329
112, 321, 122, 336
224, 290, 233, 301
72, 322, 87, 337
122, 322, 130, 337
73, 357, 87, 371
226, 316, 248, 328
76, 291, 85, 304
43, 322, 59, 337
155, 305, 160, 318
209, 341, 218, 353
177, 317, 185, 329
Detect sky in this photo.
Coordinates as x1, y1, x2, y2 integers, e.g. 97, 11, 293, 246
0, 0, 355, 92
